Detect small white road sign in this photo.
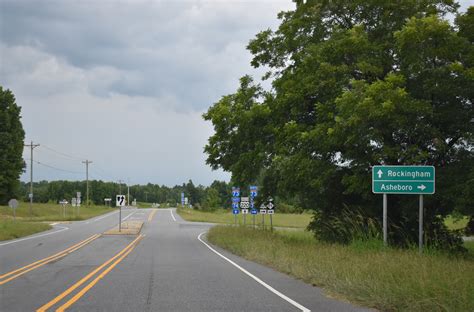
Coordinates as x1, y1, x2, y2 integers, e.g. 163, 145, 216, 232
260, 209, 267, 214
8, 199, 18, 209
242, 209, 249, 214
267, 209, 274, 215
116, 195, 126, 207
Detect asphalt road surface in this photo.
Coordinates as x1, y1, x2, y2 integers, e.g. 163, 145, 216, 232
0, 208, 371, 312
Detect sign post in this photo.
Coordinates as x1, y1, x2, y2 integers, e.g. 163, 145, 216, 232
260, 204, 266, 229
116, 195, 126, 232
59, 200, 68, 218
71, 198, 77, 216
267, 198, 274, 232
76, 192, 81, 216
8, 199, 18, 221
372, 165, 435, 252
250, 186, 258, 228
231, 187, 240, 226
240, 197, 249, 226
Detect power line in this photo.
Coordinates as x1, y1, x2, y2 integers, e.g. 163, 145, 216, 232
25, 158, 83, 174
40, 144, 85, 161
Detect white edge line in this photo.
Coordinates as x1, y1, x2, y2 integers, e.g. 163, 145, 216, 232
197, 232, 310, 312
123, 210, 137, 221
0, 226, 69, 247
170, 209, 177, 222
89, 210, 118, 223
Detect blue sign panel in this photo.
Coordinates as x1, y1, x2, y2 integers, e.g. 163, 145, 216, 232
251, 209, 258, 215
232, 203, 239, 209
250, 202, 255, 209
232, 187, 240, 197
232, 197, 240, 203
249, 186, 258, 197
233, 209, 240, 215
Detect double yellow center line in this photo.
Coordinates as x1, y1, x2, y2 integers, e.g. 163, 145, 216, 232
38, 234, 145, 312
148, 209, 157, 222
0, 234, 100, 285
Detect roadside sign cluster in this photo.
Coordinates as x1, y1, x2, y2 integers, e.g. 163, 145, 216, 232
181, 192, 185, 206
230, 185, 276, 230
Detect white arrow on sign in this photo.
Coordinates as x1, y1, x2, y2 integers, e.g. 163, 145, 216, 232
377, 169, 383, 178
417, 184, 426, 191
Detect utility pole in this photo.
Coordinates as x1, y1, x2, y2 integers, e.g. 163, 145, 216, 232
127, 179, 130, 208
82, 160, 92, 207
24, 141, 40, 216
118, 180, 123, 195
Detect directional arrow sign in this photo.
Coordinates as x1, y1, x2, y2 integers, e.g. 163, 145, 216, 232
372, 165, 435, 194
116, 195, 126, 207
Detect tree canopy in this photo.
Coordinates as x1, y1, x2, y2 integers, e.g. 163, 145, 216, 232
0, 87, 25, 205
204, 1, 473, 247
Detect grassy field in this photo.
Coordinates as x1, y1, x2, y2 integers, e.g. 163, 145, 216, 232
0, 220, 51, 241
207, 226, 474, 312
0, 202, 116, 222
0, 202, 116, 241
177, 207, 312, 228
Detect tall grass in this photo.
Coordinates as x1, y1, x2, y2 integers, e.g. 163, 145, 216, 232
0, 220, 51, 241
207, 226, 474, 312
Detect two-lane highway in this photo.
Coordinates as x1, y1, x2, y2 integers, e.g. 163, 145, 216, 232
1, 208, 370, 311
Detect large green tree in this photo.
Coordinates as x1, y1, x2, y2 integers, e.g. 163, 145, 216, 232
204, 1, 473, 247
0, 87, 26, 204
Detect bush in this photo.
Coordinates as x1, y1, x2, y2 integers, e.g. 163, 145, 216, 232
309, 207, 466, 253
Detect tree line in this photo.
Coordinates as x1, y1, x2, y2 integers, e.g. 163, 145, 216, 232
18, 180, 232, 209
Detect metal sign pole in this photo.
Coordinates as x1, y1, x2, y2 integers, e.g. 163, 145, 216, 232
243, 213, 246, 226
270, 214, 273, 232
119, 206, 122, 232
253, 215, 255, 228
419, 194, 423, 254
383, 193, 387, 246
234, 214, 237, 226
262, 214, 265, 230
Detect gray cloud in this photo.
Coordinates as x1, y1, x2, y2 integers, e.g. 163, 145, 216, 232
1, 0, 293, 111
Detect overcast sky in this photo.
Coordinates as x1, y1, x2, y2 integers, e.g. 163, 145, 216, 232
1, 0, 472, 187
0, 0, 295, 186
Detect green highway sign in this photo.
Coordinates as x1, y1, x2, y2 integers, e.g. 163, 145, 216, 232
372, 165, 435, 194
